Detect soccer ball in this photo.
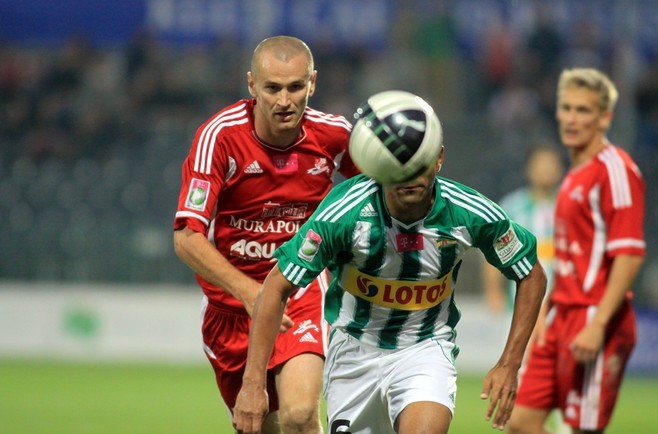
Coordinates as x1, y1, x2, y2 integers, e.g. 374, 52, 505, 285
349, 90, 443, 184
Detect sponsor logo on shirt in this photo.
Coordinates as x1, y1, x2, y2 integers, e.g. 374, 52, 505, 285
229, 216, 303, 234
569, 185, 584, 203
359, 203, 378, 218
494, 226, 523, 264
244, 160, 263, 174
437, 238, 458, 249
261, 202, 308, 219
185, 178, 211, 211
396, 233, 424, 252
555, 258, 575, 277
298, 229, 322, 261
341, 265, 453, 311
272, 154, 298, 174
307, 157, 331, 175
230, 239, 277, 261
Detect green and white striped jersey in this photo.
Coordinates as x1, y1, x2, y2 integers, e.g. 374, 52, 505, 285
275, 174, 537, 350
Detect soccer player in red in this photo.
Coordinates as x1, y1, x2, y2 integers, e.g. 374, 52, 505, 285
173, 36, 358, 433
508, 68, 646, 434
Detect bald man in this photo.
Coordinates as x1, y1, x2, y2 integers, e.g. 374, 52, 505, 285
174, 36, 359, 433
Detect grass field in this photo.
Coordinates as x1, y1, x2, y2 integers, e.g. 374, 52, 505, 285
1, 359, 656, 433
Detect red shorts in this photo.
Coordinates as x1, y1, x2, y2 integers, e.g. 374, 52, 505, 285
515, 301, 636, 431
201, 274, 327, 412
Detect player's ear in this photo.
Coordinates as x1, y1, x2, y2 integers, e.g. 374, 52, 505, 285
599, 110, 613, 132
308, 70, 317, 97
247, 71, 257, 97
436, 146, 445, 173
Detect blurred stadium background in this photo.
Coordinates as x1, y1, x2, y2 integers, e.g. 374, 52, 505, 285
0, 0, 657, 432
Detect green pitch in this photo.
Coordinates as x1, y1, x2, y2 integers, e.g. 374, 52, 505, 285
1, 359, 656, 433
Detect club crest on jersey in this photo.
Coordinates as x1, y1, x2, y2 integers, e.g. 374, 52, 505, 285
185, 178, 211, 211
307, 158, 331, 175
298, 229, 322, 261
396, 233, 423, 252
437, 238, 458, 249
494, 226, 523, 264
272, 154, 298, 174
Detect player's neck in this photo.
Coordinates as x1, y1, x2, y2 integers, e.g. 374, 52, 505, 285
385, 189, 435, 224
253, 112, 303, 149
568, 139, 607, 168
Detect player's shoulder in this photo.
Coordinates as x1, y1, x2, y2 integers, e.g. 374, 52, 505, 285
596, 144, 643, 179
330, 174, 378, 199
437, 176, 487, 199
196, 99, 252, 137
314, 175, 380, 221
303, 106, 352, 135
437, 176, 507, 223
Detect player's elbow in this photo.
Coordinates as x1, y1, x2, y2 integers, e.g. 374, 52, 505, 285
538, 266, 548, 300
173, 227, 193, 261
527, 261, 548, 299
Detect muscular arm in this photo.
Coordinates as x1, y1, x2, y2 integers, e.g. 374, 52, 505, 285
233, 266, 298, 434
481, 261, 546, 429
571, 254, 644, 363
173, 227, 262, 315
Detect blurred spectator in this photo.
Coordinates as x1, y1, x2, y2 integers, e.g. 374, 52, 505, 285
481, 143, 564, 315
635, 58, 658, 150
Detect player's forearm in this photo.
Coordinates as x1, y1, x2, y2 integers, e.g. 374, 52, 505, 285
591, 254, 644, 327
243, 268, 297, 384
173, 228, 260, 301
497, 262, 546, 367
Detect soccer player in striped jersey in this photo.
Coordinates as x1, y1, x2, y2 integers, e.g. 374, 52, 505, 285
234, 132, 547, 432
173, 36, 358, 434
508, 69, 646, 434
482, 143, 564, 315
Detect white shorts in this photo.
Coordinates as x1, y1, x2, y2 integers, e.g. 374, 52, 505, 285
323, 328, 458, 434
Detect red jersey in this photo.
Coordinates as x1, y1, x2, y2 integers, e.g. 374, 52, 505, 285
552, 144, 645, 306
174, 99, 359, 309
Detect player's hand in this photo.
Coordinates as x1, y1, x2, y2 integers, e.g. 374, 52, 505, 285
278, 298, 294, 333
570, 322, 604, 363
480, 364, 518, 430
279, 313, 294, 333
233, 381, 269, 434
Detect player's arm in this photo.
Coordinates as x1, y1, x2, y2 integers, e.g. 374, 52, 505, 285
233, 266, 298, 434
570, 254, 644, 363
481, 261, 546, 430
173, 227, 292, 329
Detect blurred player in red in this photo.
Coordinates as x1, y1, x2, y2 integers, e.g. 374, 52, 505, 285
173, 36, 358, 433
508, 68, 646, 434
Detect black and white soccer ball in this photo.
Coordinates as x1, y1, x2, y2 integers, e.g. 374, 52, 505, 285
349, 90, 443, 184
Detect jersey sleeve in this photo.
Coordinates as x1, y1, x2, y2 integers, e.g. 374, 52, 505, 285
337, 147, 361, 179
479, 219, 538, 282
173, 121, 227, 234
600, 161, 646, 257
